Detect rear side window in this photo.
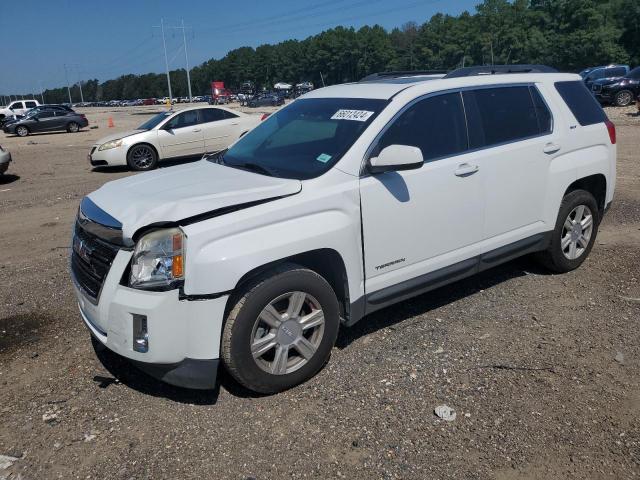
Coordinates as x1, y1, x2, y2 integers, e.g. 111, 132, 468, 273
555, 81, 606, 126
378, 92, 467, 162
462, 86, 541, 148
224, 110, 239, 119
25, 101, 37, 108
200, 108, 226, 123
606, 67, 627, 77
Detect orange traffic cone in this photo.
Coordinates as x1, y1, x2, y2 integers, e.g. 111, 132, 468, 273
108, 117, 114, 128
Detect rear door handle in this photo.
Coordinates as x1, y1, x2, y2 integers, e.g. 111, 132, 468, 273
543, 143, 561, 154
454, 163, 479, 177
192, 128, 202, 132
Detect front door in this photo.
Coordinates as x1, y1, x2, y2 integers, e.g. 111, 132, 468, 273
360, 92, 485, 299
157, 110, 205, 158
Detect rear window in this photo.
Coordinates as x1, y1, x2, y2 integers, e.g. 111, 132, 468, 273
555, 81, 607, 126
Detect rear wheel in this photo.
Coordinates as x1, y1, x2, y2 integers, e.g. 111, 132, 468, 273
67, 121, 79, 133
127, 144, 158, 171
221, 264, 340, 394
614, 90, 634, 107
15, 125, 29, 137
536, 189, 599, 273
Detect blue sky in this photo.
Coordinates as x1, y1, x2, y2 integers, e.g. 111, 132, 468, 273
0, 0, 480, 94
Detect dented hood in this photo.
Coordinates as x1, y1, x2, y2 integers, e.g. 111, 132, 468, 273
87, 160, 302, 242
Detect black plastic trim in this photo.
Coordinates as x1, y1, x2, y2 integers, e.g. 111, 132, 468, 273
349, 231, 553, 324
132, 357, 219, 390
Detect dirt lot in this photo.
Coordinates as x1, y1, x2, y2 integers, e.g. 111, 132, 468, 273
0, 103, 639, 480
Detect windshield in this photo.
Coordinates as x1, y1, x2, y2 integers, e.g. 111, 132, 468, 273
627, 67, 640, 80
137, 111, 173, 130
218, 97, 387, 179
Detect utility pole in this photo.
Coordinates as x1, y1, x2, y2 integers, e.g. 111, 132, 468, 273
163, 20, 193, 102
181, 19, 192, 102
153, 19, 173, 104
64, 64, 73, 105
39, 82, 45, 104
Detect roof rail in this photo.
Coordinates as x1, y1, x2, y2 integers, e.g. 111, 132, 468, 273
360, 70, 448, 82
444, 64, 558, 79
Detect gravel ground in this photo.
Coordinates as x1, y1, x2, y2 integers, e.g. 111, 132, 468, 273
0, 104, 639, 480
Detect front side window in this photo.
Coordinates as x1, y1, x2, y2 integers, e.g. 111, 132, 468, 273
463, 86, 541, 148
219, 98, 386, 180
377, 92, 468, 162
10, 102, 23, 110
165, 110, 199, 129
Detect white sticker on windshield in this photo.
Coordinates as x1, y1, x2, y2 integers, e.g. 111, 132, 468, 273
331, 109, 374, 122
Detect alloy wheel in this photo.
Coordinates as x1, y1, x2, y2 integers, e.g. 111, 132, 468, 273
250, 291, 325, 375
16, 126, 28, 137
561, 204, 593, 260
130, 146, 155, 169
617, 91, 633, 107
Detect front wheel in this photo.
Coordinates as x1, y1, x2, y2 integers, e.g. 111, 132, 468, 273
221, 264, 340, 394
536, 189, 600, 273
15, 125, 29, 137
614, 90, 634, 107
127, 144, 158, 171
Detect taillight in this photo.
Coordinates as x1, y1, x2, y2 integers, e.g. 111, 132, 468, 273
605, 120, 616, 144
260, 113, 271, 121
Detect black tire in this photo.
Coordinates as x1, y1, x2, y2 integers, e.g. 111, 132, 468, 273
536, 189, 600, 273
15, 125, 29, 137
221, 263, 340, 394
127, 144, 158, 171
67, 121, 80, 133
614, 90, 634, 107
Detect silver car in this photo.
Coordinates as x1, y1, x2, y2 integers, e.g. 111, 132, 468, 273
0, 145, 11, 174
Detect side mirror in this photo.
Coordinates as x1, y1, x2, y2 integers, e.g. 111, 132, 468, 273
368, 144, 423, 174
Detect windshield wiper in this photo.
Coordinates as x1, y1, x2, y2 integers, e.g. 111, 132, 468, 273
234, 162, 274, 177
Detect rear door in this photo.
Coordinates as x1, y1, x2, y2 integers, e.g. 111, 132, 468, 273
461, 85, 557, 250
200, 108, 235, 152
53, 111, 71, 130
156, 110, 204, 158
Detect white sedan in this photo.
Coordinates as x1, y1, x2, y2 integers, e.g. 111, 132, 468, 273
89, 106, 262, 171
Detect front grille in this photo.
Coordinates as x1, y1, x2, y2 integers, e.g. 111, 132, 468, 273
592, 84, 602, 92
71, 222, 120, 303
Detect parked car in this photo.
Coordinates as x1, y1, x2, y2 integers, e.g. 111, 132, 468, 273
3, 109, 88, 136
591, 66, 640, 107
2, 104, 75, 128
247, 92, 284, 107
0, 99, 40, 126
0, 144, 11, 174
88, 106, 261, 170
580, 65, 629, 91
72, 65, 616, 394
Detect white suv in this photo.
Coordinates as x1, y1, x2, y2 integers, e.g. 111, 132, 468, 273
71, 65, 616, 394
0, 99, 40, 121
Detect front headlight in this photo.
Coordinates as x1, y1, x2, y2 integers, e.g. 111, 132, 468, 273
129, 228, 185, 290
98, 139, 123, 151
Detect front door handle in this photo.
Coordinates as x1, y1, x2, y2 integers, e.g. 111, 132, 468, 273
454, 163, 479, 177
543, 143, 561, 154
